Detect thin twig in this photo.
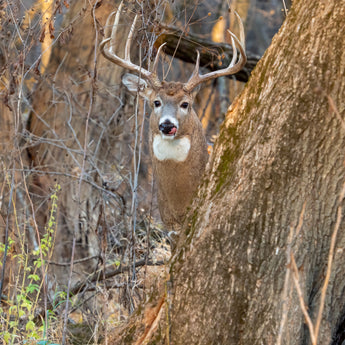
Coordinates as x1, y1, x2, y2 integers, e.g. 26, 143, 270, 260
14, 168, 123, 205
314, 181, 345, 344
165, 2, 199, 79
18, 152, 50, 335
290, 253, 316, 344
282, 0, 288, 16
0, 165, 15, 302
62, 1, 100, 343
295, 202, 306, 235
276, 227, 293, 345
47, 255, 101, 266
327, 95, 345, 132
277, 203, 306, 344
63, 259, 165, 303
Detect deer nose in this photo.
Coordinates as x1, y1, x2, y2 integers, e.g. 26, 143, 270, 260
159, 120, 177, 135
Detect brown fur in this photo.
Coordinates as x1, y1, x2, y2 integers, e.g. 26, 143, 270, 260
148, 83, 208, 227
121, 74, 208, 228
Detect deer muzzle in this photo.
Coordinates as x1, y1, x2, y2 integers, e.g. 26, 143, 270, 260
159, 120, 177, 136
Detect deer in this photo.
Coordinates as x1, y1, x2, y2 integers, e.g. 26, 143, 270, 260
100, 2, 246, 230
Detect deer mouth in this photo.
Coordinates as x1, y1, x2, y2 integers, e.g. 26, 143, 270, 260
159, 122, 178, 137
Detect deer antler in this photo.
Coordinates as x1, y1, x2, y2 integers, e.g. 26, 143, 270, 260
100, 1, 165, 89
183, 11, 247, 92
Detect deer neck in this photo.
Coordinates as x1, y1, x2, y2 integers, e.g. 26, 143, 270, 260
153, 134, 191, 162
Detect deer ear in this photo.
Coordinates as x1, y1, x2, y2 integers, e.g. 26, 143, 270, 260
122, 73, 153, 99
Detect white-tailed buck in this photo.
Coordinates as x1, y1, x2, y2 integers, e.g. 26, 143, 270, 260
100, 3, 246, 228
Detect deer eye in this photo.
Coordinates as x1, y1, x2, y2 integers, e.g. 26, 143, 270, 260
180, 102, 189, 109
154, 100, 161, 108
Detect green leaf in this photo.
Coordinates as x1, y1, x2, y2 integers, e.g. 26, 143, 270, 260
26, 320, 35, 331
9, 305, 17, 315
58, 291, 67, 299
26, 284, 40, 294
9, 320, 18, 328
28, 274, 40, 281
34, 259, 42, 268
1, 331, 11, 343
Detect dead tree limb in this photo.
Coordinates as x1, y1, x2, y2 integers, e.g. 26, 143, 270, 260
70, 259, 165, 296
34, 259, 165, 322
155, 25, 260, 83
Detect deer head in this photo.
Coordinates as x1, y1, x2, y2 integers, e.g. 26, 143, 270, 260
100, 2, 246, 227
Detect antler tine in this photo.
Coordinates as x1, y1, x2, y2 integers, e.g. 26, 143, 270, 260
99, 9, 117, 56
124, 14, 138, 61
229, 35, 237, 67
190, 50, 201, 80
235, 10, 246, 51
110, 1, 123, 53
100, 3, 162, 89
103, 11, 116, 50
183, 10, 247, 92
152, 42, 167, 75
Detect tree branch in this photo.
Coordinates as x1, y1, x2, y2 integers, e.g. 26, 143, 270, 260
290, 253, 317, 344
34, 259, 165, 322
70, 259, 165, 297
314, 181, 345, 344
155, 25, 260, 83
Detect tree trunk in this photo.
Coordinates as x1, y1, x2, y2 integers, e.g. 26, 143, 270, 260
169, 0, 345, 344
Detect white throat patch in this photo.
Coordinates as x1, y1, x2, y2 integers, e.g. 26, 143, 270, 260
153, 134, 191, 162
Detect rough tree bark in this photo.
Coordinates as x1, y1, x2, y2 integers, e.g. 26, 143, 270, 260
107, 0, 345, 344
169, 1, 345, 344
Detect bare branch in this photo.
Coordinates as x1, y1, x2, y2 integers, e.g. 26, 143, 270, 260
290, 253, 316, 344
70, 259, 165, 296
183, 11, 246, 92
100, 2, 163, 88
314, 181, 345, 343
155, 25, 259, 83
